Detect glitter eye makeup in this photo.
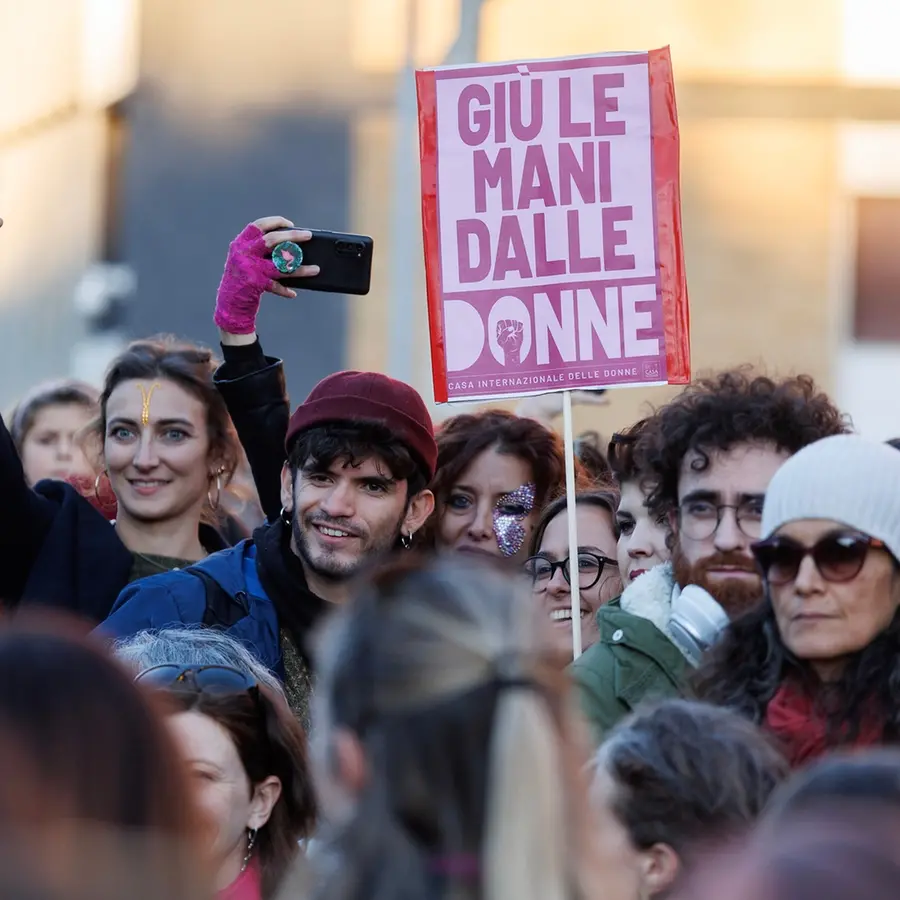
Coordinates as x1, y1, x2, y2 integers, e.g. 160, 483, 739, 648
493, 483, 536, 557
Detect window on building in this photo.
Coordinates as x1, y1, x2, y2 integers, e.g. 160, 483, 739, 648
854, 197, 900, 342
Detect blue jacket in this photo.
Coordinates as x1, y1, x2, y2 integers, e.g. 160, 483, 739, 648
100, 540, 284, 673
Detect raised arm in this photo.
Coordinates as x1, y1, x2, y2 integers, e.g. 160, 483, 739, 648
212, 217, 319, 522
0, 412, 56, 600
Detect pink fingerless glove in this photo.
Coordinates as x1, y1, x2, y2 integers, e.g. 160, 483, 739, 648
213, 224, 279, 335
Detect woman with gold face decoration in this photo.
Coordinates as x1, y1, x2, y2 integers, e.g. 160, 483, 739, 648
0, 337, 242, 623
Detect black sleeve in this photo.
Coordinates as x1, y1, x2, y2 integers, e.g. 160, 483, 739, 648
215, 340, 290, 522
0, 413, 55, 601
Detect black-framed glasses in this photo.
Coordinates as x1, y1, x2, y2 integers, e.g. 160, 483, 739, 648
135, 664, 259, 699
678, 498, 763, 542
525, 553, 616, 590
752, 533, 887, 586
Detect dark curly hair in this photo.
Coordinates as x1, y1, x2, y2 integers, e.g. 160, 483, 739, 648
430, 410, 571, 517
692, 599, 900, 748
288, 422, 428, 500
607, 418, 651, 485
636, 370, 849, 515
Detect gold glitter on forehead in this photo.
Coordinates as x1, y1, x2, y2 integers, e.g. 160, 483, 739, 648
138, 382, 161, 426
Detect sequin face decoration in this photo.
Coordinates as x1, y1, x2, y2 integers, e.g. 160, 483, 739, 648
493, 483, 537, 557
272, 241, 303, 274
138, 382, 161, 426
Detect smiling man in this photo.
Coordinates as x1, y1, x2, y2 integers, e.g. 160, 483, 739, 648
571, 370, 848, 741
101, 370, 437, 722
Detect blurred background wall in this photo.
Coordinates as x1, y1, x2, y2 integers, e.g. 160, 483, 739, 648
2, 0, 900, 438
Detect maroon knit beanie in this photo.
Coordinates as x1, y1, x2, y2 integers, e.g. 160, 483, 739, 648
285, 370, 437, 481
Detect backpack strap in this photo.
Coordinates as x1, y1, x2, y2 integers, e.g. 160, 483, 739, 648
184, 566, 250, 630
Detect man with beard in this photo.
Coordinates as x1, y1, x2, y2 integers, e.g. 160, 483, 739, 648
571, 370, 847, 742
100, 371, 436, 724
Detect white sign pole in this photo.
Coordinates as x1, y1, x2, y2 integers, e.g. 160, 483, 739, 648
562, 391, 582, 660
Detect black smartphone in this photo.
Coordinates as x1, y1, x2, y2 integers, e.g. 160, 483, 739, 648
274, 230, 373, 296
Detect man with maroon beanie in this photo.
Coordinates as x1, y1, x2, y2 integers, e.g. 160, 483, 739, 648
100, 370, 436, 722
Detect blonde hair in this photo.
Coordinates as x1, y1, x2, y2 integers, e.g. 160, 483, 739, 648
311, 555, 597, 900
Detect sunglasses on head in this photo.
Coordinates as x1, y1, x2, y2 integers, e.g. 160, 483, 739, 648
752, 532, 887, 586
135, 664, 259, 700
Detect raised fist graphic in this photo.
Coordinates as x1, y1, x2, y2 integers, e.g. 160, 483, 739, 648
496, 319, 525, 366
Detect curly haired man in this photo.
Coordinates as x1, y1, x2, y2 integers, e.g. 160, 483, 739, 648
572, 370, 849, 741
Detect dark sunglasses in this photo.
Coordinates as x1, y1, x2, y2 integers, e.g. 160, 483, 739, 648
135, 664, 259, 700
752, 533, 887, 586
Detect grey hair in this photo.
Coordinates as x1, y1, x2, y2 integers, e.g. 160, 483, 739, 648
113, 627, 284, 697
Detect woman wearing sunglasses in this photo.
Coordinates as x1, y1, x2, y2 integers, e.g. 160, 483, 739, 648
694, 435, 900, 768
136, 664, 316, 899
526, 490, 623, 657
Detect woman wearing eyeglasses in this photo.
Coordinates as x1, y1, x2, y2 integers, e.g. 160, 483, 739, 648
526, 490, 623, 657
136, 664, 317, 899
694, 435, 900, 768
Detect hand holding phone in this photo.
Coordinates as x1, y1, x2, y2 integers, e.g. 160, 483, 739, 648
214, 217, 317, 337
274, 229, 373, 296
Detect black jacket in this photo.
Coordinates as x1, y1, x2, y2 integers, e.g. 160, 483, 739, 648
0, 412, 133, 622
214, 341, 291, 522
0, 413, 227, 624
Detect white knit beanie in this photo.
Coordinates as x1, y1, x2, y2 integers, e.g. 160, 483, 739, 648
761, 434, 900, 561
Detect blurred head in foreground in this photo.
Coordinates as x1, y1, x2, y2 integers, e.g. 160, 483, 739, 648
675, 804, 900, 900
0, 616, 206, 900
309, 555, 626, 900
593, 699, 788, 898
764, 748, 900, 823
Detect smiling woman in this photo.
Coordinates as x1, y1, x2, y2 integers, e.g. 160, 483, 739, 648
0, 337, 241, 623
527, 490, 623, 656
94, 339, 241, 581
695, 435, 900, 768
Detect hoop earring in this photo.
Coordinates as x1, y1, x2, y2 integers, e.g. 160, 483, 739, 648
207, 472, 222, 511
400, 531, 414, 550
93, 470, 115, 510
280, 506, 292, 526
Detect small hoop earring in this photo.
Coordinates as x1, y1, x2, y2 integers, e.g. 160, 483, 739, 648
280, 506, 292, 526
207, 472, 222, 511
400, 531, 414, 550
93, 470, 116, 510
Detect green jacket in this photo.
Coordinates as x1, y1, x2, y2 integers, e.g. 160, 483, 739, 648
570, 564, 692, 743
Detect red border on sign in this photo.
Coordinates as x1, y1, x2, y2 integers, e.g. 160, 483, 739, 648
648, 46, 691, 384
418, 48, 691, 401
415, 69, 449, 403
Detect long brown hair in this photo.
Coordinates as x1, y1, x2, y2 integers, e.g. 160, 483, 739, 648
0, 615, 206, 900
164, 683, 317, 899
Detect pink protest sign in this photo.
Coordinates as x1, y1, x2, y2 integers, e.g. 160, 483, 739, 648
417, 48, 690, 403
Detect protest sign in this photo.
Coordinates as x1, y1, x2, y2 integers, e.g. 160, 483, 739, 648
416, 48, 690, 403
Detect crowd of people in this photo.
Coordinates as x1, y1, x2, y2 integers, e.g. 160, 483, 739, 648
2, 213, 900, 899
